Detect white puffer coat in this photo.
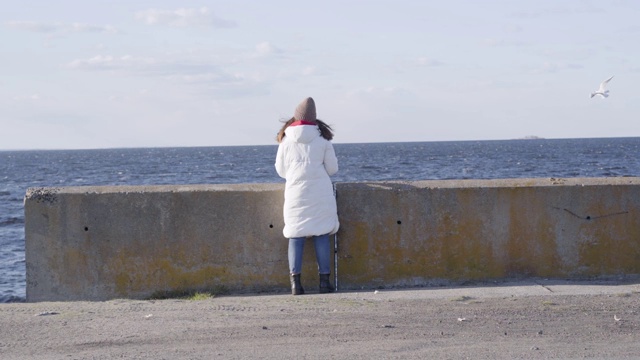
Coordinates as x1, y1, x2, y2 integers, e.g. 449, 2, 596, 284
275, 123, 339, 239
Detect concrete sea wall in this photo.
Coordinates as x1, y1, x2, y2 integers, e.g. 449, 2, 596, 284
25, 178, 640, 301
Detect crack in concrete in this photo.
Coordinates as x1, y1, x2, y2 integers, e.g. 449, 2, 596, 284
552, 207, 629, 220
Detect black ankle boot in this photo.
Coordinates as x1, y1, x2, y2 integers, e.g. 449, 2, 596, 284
319, 273, 335, 293
290, 274, 304, 295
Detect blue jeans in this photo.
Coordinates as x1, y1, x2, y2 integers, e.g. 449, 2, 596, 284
288, 234, 332, 275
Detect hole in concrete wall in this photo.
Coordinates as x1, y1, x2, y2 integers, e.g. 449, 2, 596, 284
397, 220, 402, 225
269, 224, 274, 228
586, 216, 591, 220
84, 226, 89, 231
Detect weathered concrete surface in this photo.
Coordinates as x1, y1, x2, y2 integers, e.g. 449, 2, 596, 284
25, 178, 640, 301
25, 184, 331, 301
335, 178, 640, 289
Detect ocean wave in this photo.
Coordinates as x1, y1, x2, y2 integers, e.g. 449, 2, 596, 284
0, 191, 11, 196
0, 217, 24, 226
0, 294, 26, 303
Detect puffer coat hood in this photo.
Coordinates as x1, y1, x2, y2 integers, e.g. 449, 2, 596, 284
275, 122, 339, 238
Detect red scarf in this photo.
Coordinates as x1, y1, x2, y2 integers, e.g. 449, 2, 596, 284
290, 120, 316, 126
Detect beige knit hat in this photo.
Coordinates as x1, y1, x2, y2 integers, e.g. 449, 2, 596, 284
293, 97, 316, 122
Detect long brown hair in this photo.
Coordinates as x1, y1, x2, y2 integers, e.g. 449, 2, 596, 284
276, 118, 334, 143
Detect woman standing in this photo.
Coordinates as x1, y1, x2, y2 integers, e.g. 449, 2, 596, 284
275, 97, 339, 295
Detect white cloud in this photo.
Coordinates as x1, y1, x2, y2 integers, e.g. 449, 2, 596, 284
346, 86, 407, 99
416, 57, 445, 67
539, 47, 597, 62
135, 7, 236, 28
534, 61, 584, 73
68, 55, 213, 77
107, 89, 150, 103
621, 25, 640, 33
302, 66, 317, 76
5, 20, 117, 34
70, 23, 117, 34
5, 21, 58, 33
503, 24, 523, 33
66, 54, 233, 77
510, 4, 604, 19
266, 64, 328, 81
483, 38, 529, 47
254, 41, 283, 57
164, 71, 240, 84
12, 93, 41, 101
66, 54, 268, 97
66, 55, 157, 71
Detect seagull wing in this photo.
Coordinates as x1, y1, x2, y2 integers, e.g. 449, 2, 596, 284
598, 76, 614, 92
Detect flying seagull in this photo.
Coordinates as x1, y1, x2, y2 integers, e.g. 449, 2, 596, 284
590, 76, 614, 98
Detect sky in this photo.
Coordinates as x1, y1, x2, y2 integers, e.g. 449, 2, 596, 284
1, 0, 639, 150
